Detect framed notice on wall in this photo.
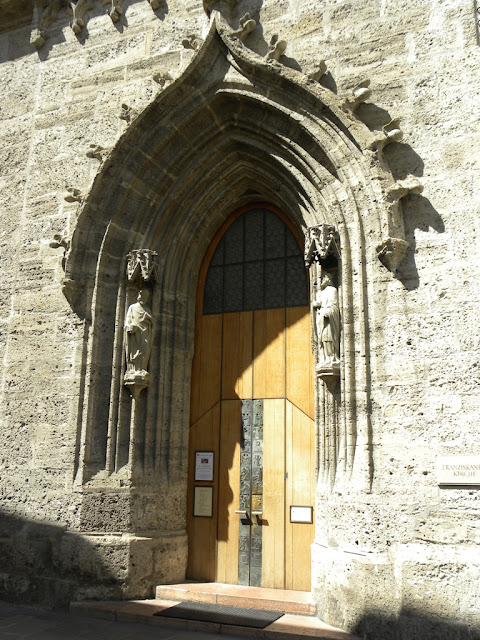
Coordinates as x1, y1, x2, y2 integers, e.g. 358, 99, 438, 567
195, 451, 214, 481
290, 506, 313, 524
193, 486, 213, 517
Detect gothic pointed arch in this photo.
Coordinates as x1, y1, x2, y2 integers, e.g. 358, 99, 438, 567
64, 7, 411, 563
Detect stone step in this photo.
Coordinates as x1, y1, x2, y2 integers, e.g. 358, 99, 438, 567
71, 598, 360, 640
155, 582, 317, 615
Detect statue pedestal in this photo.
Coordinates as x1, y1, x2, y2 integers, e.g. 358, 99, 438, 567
316, 361, 340, 383
124, 370, 150, 399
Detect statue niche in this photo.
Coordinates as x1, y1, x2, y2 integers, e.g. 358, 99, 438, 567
305, 224, 341, 381
123, 249, 158, 398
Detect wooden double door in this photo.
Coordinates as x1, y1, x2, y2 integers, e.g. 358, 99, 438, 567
187, 306, 315, 590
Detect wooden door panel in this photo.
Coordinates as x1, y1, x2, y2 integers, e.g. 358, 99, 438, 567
253, 309, 285, 399
222, 312, 253, 400
186, 403, 220, 581
262, 398, 286, 589
285, 400, 315, 591
286, 307, 315, 419
216, 399, 242, 584
190, 314, 222, 424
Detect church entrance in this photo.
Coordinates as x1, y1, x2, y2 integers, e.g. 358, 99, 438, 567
186, 206, 315, 591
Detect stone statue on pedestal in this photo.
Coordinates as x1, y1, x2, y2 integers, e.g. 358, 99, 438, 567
124, 288, 154, 375
312, 273, 340, 369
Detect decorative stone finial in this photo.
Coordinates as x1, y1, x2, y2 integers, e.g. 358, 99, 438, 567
86, 144, 107, 161
369, 118, 403, 152
49, 234, 71, 271
64, 187, 83, 203
203, 0, 238, 18
103, 0, 123, 23
308, 61, 327, 83
182, 34, 202, 51
343, 79, 371, 112
266, 34, 287, 62
120, 103, 134, 123
233, 13, 256, 42
69, 0, 93, 35
153, 71, 174, 88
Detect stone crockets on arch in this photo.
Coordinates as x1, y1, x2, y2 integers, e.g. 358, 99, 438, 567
64, 2, 410, 603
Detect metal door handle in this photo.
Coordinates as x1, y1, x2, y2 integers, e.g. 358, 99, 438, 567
235, 510, 248, 515
251, 511, 263, 516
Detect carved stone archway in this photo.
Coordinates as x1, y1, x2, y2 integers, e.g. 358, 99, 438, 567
64, 4, 414, 611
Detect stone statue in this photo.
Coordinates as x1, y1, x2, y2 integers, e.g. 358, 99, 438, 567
124, 289, 154, 374
312, 273, 340, 368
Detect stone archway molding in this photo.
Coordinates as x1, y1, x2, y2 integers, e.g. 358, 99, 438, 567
61, 1, 421, 602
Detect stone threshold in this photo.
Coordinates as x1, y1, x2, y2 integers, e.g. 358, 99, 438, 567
71, 592, 359, 640
156, 581, 317, 615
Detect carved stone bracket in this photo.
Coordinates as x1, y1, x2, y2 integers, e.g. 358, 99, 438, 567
126, 249, 159, 283
376, 237, 409, 273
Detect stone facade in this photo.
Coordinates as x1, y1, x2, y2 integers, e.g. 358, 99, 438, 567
0, 1, 479, 639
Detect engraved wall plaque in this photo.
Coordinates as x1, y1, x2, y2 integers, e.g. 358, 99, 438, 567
436, 456, 480, 485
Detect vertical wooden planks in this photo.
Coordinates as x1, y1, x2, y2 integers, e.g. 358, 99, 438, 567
286, 306, 314, 419
186, 403, 220, 581
216, 399, 242, 584
253, 309, 285, 399
222, 312, 253, 400
261, 398, 286, 589
190, 314, 222, 424
285, 400, 315, 591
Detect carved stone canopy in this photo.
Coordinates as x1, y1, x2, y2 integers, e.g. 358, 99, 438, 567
126, 249, 159, 283
304, 224, 340, 268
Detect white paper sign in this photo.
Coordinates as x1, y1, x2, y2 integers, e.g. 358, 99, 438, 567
290, 506, 313, 523
436, 456, 480, 485
195, 451, 214, 481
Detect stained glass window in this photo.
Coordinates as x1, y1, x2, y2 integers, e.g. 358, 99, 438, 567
203, 208, 308, 314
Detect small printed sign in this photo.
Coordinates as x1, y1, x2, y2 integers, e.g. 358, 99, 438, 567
436, 456, 480, 485
195, 451, 214, 481
193, 486, 214, 517
290, 506, 313, 524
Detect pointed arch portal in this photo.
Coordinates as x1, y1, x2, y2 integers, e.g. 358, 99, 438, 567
63, 8, 407, 600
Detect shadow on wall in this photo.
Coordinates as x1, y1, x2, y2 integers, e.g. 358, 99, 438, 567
0, 510, 118, 608
354, 611, 480, 640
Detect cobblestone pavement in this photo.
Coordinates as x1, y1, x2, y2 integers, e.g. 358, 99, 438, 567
0, 605, 242, 640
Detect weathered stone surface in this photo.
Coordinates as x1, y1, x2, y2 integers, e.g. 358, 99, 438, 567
0, 1, 479, 638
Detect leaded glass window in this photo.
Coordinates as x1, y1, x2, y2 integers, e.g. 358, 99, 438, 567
203, 208, 308, 314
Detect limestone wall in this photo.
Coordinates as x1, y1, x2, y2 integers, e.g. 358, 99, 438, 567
0, 0, 479, 637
